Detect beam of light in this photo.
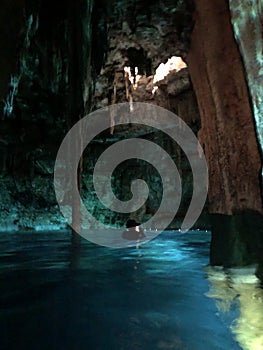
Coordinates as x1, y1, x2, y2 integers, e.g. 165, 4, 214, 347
206, 266, 263, 350
152, 56, 187, 93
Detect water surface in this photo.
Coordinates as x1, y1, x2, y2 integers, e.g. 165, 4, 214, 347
0, 230, 247, 349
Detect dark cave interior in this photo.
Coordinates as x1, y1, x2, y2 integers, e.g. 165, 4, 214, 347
0, 1, 263, 348
1, 0, 262, 268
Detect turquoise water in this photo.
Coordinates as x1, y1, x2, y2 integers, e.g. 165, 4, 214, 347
0, 230, 243, 350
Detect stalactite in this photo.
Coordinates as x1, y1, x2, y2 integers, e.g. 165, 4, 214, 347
124, 66, 134, 112
67, 0, 94, 231
177, 145, 182, 179
124, 69, 130, 100
110, 70, 118, 134
2, 12, 38, 119
3, 76, 19, 119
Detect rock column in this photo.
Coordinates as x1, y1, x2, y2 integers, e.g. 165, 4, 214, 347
187, 0, 263, 266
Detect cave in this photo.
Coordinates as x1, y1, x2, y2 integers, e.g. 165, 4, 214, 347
0, 1, 263, 349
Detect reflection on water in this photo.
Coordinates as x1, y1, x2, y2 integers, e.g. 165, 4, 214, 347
206, 265, 263, 350
0, 230, 247, 350
69, 231, 81, 269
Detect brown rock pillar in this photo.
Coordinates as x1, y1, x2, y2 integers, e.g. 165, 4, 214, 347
186, 0, 263, 267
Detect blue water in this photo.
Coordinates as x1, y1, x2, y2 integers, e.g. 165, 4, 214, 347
0, 230, 242, 350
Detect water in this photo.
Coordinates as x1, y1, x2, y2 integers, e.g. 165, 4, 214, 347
0, 230, 259, 350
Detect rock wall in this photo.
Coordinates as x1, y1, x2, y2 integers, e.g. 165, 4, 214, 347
0, 0, 25, 102
0, 0, 107, 231
66, 67, 208, 230
90, 0, 206, 229
228, 0, 263, 274
93, 0, 193, 109
0, 0, 206, 232
187, 0, 263, 266
228, 0, 263, 153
